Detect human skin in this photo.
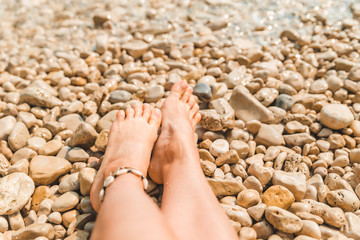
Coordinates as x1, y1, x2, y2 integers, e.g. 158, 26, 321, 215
91, 81, 238, 240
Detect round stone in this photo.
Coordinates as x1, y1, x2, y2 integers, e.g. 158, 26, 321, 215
236, 189, 260, 208
262, 185, 295, 209
319, 104, 354, 130
275, 94, 294, 111
209, 139, 229, 157
193, 83, 212, 102
265, 206, 303, 233
0, 173, 35, 215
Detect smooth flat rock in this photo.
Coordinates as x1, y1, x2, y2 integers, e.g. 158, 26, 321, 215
8, 122, 30, 151
29, 156, 72, 185
12, 223, 54, 240
58, 114, 84, 132
20, 86, 62, 108
122, 40, 149, 58
0, 173, 35, 215
0, 116, 16, 140
255, 124, 285, 147
207, 178, 245, 196
319, 104, 354, 130
229, 86, 274, 123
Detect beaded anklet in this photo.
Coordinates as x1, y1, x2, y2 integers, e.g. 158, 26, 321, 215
99, 167, 148, 202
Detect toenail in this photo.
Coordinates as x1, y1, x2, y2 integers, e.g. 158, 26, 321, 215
153, 108, 161, 116
180, 81, 187, 88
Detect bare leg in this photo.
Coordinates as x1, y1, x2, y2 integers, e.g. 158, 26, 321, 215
91, 104, 177, 240
149, 81, 238, 240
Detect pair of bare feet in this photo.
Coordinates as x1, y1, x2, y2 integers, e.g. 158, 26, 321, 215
90, 80, 201, 211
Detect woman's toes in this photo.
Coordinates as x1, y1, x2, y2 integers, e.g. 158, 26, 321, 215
193, 112, 202, 127
116, 110, 125, 121
133, 104, 143, 118
180, 87, 192, 103
190, 103, 199, 118
170, 80, 188, 98
142, 103, 151, 121
187, 95, 196, 109
149, 108, 162, 127
126, 107, 135, 118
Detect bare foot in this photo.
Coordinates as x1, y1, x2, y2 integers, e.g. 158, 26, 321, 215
148, 81, 201, 184
90, 104, 162, 212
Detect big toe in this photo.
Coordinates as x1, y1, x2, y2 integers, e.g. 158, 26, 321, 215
170, 80, 188, 98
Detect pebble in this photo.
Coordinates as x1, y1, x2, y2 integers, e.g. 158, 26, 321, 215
0, 116, 16, 140
262, 185, 295, 209
236, 189, 260, 208
272, 171, 306, 201
319, 104, 354, 130
96, 110, 117, 132
209, 139, 229, 157
255, 124, 285, 147
20, 87, 62, 108
326, 189, 360, 212
52, 191, 80, 212
265, 206, 303, 233
29, 156, 72, 185
207, 178, 245, 196
229, 86, 274, 123
8, 122, 30, 151
108, 90, 132, 103
68, 122, 98, 148
78, 167, 96, 196
12, 223, 54, 240
0, 173, 34, 215
193, 83, 212, 102
275, 94, 294, 111
67, 147, 89, 162
59, 173, 80, 194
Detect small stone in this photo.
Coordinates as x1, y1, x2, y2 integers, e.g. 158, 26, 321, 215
262, 185, 295, 209
326, 189, 360, 212
93, 11, 111, 26
59, 173, 80, 194
145, 85, 164, 103
209, 139, 229, 157
0, 173, 34, 215
207, 178, 245, 196
108, 90, 132, 103
62, 210, 79, 228
285, 121, 307, 134
254, 88, 278, 107
193, 83, 212, 102
272, 171, 306, 201
247, 203, 266, 221
0, 216, 8, 232
0, 116, 16, 140
12, 223, 54, 240
8, 122, 30, 151
95, 129, 109, 152
229, 86, 274, 123
247, 163, 273, 185
283, 133, 316, 147
52, 191, 80, 212
225, 66, 246, 88
309, 79, 328, 94
20, 86, 62, 108
68, 122, 98, 148
275, 94, 294, 111
236, 189, 260, 208
348, 65, 360, 81
67, 147, 89, 162
31, 186, 50, 212
29, 156, 72, 185
341, 212, 360, 239
122, 40, 149, 59
350, 149, 360, 164
319, 104, 354, 130
265, 206, 303, 233
255, 124, 285, 147
78, 167, 96, 196
215, 150, 240, 166
48, 212, 62, 225
200, 110, 223, 131
58, 114, 84, 132
96, 110, 117, 132
8, 211, 24, 231
38, 140, 63, 156
328, 134, 346, 149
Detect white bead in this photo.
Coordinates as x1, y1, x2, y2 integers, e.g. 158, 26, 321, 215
131, 169, 143, 177
115, 169, 128, 176
143, 178, 148, 190
99, 189, 105, 202
104, 175, 115, 188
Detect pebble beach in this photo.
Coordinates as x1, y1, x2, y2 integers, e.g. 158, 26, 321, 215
1, 0, 360, 239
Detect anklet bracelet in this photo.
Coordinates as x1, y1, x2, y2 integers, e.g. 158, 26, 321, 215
99, 167, 148, 202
